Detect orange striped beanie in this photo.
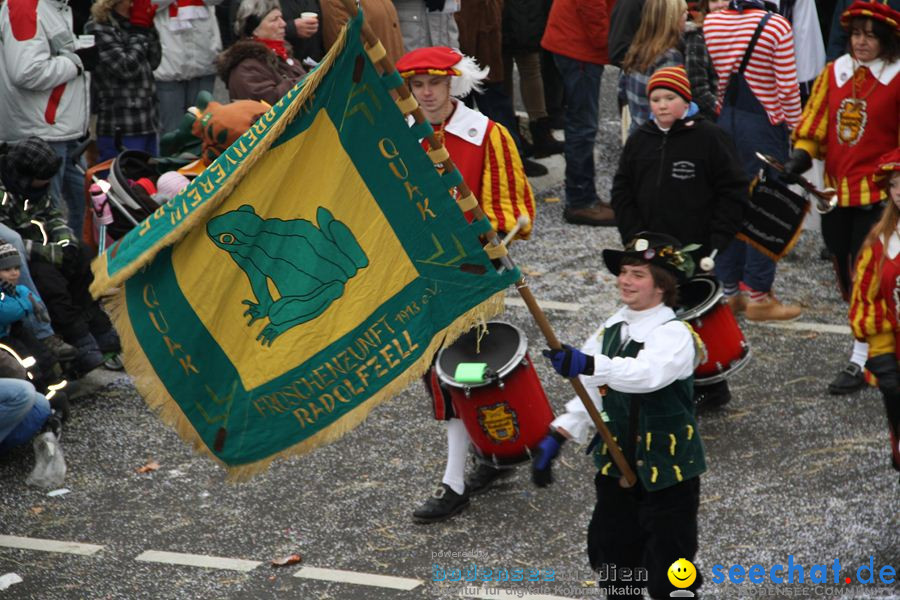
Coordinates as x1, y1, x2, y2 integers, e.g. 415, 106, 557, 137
647, 66, 692, 103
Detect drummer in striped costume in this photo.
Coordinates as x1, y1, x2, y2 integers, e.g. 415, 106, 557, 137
396, 46, 536, 239
848, 149, 900, 482
397, 47, 536, 523
535, 232, 706, 599
786, 0, 900, 396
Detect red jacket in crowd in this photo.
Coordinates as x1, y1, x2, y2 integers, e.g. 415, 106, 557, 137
541, 0, 617, 64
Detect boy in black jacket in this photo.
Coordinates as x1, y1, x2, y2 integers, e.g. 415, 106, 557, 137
611, 65, 747, 408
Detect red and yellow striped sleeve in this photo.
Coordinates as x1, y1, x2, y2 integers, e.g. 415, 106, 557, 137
480, 122, 535, 239
849, 241, 896, 356
792, 65, 831, 159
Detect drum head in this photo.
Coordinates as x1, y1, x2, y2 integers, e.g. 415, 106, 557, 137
676, 276, 722, 320
436, 322, 527, 388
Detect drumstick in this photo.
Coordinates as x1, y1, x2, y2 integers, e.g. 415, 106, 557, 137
341, 2, 638, 489
700, 249, 717, 272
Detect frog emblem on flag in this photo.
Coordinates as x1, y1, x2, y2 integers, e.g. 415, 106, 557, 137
207, 205, 369, 345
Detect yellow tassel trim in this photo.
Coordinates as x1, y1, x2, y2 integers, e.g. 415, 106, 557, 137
396, 94, 418, 115
686, 424, 694, 440
601, 443, 608, 455
645, 432, 652, 452
650, 466, 658, 483
107, 285, 508, 481
427, 146, 450, 164
669, 433, 677, 456
364, 41, 386, 63
601, 462, 612, 475
673, 465, 683, 482
483, 243, 508, 260
456, 193, 478, 212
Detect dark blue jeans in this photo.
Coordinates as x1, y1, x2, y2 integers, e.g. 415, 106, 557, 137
553, 53, 603, 209
714, 105, 789, 293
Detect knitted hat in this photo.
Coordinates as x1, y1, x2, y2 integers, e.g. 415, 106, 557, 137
0, 138, 62, 181
0, 242, 22, 271
647, 66, 692, 103
875, 148, 900, 187
396, 46, 489, 97
602, 232, 697, 282
154, 171, 191, 205
840, 1, 900, 35
234, 0, 280, 38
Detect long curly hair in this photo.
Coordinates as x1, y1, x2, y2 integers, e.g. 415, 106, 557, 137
622, 0, 687, 73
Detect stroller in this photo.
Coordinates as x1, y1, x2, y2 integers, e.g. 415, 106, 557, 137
80, 147, 198, 253
79, 91, 270, 252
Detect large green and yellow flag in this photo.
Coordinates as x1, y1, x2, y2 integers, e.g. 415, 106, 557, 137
90, 14, 520, 479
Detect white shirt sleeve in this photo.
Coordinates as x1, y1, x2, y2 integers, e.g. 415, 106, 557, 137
549, 326, 606, 445
582, 320, 695, 393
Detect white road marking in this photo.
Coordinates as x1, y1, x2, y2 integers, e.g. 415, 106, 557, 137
294, 566, 422, 590
458, 587, 577, 600
753, 320, 851, 335
505, 297, 583, 312
0, 535, 104, 556
134, 550, 261, 572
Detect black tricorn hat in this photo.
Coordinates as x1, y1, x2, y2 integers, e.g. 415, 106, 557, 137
602, 232, 697, 281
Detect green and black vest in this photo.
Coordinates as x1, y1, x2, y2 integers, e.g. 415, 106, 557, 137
592, 320, 707, 491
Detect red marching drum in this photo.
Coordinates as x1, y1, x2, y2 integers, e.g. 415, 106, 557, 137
676, 275, 751, 384
435, 322, 554, 467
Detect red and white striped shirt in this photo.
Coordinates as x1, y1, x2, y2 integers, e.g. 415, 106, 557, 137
703, 9, 802, 127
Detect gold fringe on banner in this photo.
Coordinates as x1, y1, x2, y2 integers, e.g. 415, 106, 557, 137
107, 288, 507, 481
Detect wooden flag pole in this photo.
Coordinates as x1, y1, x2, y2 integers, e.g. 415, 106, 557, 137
335, 1, 637, 487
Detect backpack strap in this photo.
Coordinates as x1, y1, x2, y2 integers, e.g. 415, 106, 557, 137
737, 12, 773, 75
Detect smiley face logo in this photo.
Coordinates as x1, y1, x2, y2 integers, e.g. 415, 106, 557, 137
668, 558, 697, 589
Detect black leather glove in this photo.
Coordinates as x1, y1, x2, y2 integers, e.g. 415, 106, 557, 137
75, 46, 99, 72
781, 148, 812, 183
866, 354, 900, 398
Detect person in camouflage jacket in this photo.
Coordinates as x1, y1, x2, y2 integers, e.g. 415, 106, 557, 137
0, 138, 119, 374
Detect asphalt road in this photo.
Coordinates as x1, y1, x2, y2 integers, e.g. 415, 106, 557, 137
0, 69, 898, 600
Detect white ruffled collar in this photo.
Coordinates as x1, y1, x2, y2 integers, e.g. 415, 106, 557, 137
604, 303, 676, 343
833, 55, 900, 88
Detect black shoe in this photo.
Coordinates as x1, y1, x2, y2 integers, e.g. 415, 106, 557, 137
828, 363, 865, 395
93, 328, 122, 354
522, 157, 548, 177
694, 381, 731, 411
563, 204, 616, 226
464, 462, 514, 496
48, 391, 70, 423
412, 484, 469, 523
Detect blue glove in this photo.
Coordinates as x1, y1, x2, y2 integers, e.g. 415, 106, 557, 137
532, 430, 566, 487
542, 344, 595, 378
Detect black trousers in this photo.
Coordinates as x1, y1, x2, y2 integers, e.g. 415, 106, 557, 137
29, 245, 112, 342
588, 473, 702, 599
821, 204, 883, 301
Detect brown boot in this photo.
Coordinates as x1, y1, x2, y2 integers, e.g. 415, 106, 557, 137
563, 203, 616, 226
727, 293, 748, 315
745, 294, 802, 321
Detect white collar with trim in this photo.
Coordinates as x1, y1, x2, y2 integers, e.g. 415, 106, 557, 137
443, 100, 489, 146
603, 303, 677, 343
407, 100, 490, 146
833, 54, 900, 88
